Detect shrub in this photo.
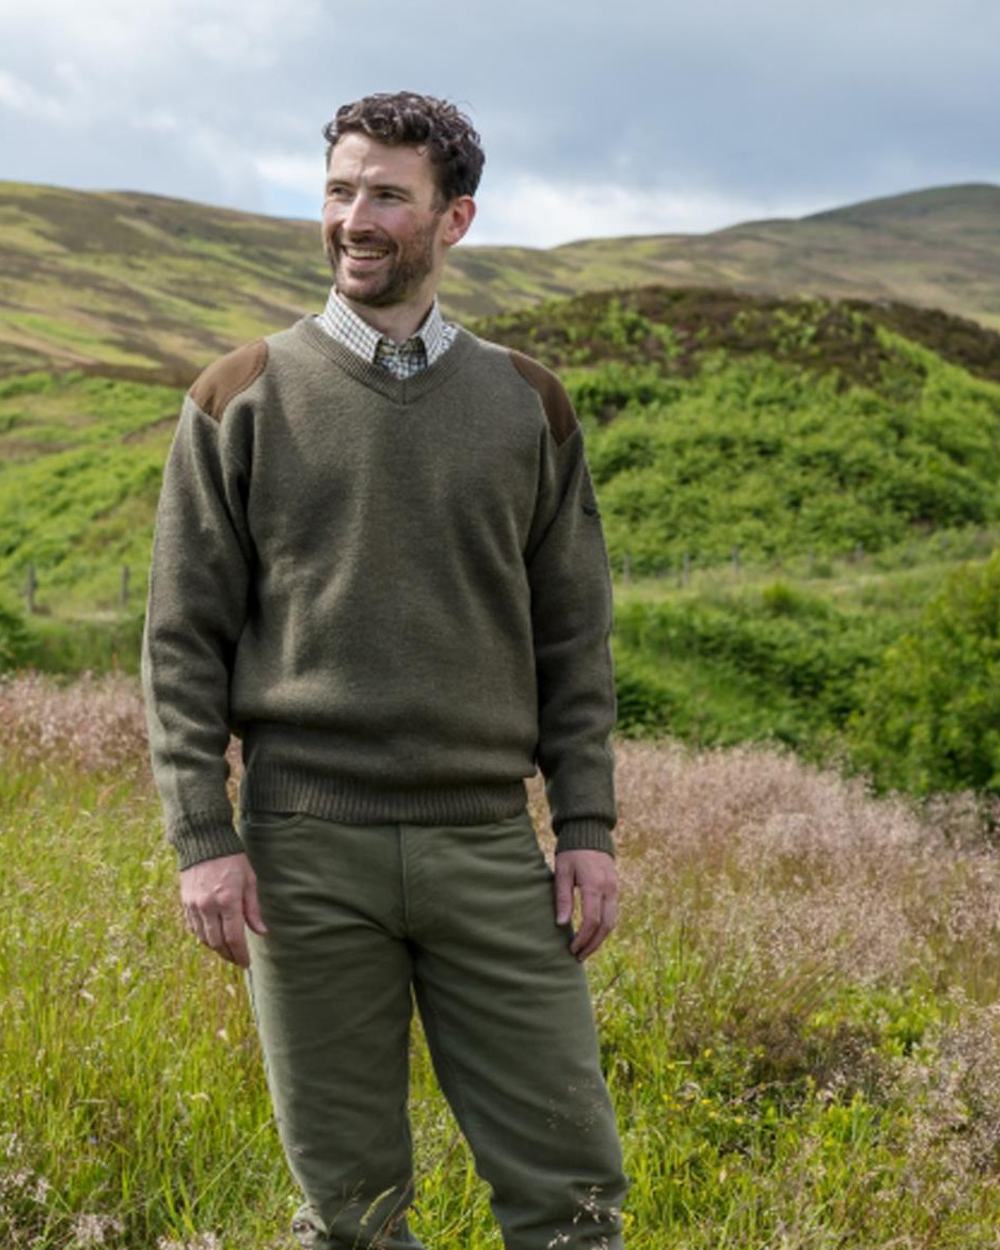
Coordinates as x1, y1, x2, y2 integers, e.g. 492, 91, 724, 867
848, 550, 1000, 793
0, 597, 37, 672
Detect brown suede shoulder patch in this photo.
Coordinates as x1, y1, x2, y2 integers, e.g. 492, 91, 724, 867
509, 350, 577, 447
189, 339, 268, 422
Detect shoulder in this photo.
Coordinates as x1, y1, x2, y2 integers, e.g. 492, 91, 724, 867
506, 349, 577, 446
463, 332, 578, 447
188, 339, 269, 423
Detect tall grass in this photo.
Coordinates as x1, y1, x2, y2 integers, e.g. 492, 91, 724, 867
3, 671, 1000, 1248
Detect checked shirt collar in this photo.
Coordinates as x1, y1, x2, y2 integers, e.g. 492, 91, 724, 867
315, 287, 456, 380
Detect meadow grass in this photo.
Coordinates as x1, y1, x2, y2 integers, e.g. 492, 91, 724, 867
4, 671, 1000, 1248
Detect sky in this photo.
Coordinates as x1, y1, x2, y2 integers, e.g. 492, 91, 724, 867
0, 0, 997, 248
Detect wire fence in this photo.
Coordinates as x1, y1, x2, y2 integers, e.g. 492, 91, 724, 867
7, 524, 999, 618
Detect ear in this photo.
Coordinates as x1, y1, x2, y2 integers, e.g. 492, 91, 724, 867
440, 196, 476, 248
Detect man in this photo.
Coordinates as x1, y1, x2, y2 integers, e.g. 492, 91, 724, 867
141, 91, 628, 1250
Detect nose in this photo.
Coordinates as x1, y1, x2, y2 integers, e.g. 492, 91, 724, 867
340, 191, 374, 237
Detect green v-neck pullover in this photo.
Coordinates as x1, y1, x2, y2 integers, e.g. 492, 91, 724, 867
141, 317, 618, 869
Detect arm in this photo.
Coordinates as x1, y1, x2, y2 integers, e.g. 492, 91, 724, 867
521, 365, 619, 958
141, 388, 253, 871
142, 387, 268, 964
525, 420, 618, 854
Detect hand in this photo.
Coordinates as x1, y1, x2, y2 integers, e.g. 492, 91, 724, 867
180, 852, 267, 968
554, 849, 619, 962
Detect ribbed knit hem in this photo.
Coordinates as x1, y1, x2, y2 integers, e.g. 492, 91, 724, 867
554, 819, 616, 857
240, 763, 529, 829
170, 813, 245, 871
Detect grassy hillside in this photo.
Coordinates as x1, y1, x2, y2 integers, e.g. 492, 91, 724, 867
0, 182, 326, 378
6, 680, 1000, 1247
559, 184, 1000, 332
479, 287, 1000, 574
474, 287, 1000, 793
4, 286, 998, 615
2, 284, 998, 795
1, 181, 999, 381
0, 370, 181, 615
609, 536, 1000, 774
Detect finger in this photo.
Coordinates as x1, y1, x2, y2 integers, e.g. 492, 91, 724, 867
185, 903, 206, 944
576, 896, 616, 961
243, 872, 268, 937
554, 858, 575, 927
570, 886, 603, 957
200, 909, 237, 965
221, 906, 250, 969
576, 918, 610, 960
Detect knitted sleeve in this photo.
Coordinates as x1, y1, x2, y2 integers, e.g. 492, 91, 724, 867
141, 348, 261, 869
518, 361, 618, 857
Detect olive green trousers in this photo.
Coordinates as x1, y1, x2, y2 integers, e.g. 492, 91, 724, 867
240, 807, 628, 1250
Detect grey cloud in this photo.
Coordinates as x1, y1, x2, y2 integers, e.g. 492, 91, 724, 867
1, 0, 997, 241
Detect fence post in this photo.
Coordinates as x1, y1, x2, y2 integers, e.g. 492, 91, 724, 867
25, 563, 36, 614
120, 564, 130, 607
731, 545, 741, 575
681, 551, 691, 587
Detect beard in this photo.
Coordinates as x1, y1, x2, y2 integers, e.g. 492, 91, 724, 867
324, 216, 441, 309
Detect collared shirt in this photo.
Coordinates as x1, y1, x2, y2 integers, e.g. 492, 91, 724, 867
315, 288, 457, 380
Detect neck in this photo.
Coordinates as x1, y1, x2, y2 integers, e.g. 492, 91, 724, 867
338, 290, 436, 344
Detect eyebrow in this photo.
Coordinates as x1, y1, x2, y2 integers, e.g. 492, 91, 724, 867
324, 177, 414, 197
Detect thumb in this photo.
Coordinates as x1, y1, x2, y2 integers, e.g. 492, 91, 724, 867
244, 872, 268, 936
554, 858, 574, 926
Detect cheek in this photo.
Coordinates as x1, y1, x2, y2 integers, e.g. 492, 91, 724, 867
321, 204, 343, 233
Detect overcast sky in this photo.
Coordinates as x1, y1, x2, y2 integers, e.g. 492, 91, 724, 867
1, 0, 997, 248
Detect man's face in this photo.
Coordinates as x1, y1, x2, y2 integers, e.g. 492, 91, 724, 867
322, 133, 451, 310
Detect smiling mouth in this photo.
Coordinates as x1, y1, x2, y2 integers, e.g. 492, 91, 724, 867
339, 240, 392, 262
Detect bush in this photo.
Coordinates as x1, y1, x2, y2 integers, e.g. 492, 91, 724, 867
848, 550, 1000, 793
0, 598, 37, 672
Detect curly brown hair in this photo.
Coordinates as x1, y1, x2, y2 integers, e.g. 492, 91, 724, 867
322, 91, 485, 205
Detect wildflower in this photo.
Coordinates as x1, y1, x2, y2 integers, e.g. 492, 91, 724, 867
69, 1213, 124, 1247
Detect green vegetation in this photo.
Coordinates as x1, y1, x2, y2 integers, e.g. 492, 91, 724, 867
2, 286, 999, 799
0, 371, 180, 615
0, 597, 35, 671
609, 536, 1000, 799
477, 290, 1000, 575
849, 550, 1000, 795
612, 577, 896, 749
2, 180, 999, 378
5, 191, 1000, 1244
483, 288, 1000, 799
5, 683, 1000, 1248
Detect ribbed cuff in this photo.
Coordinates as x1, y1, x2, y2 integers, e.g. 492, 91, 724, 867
554, 819, 616, 857
170, 813, 245, 870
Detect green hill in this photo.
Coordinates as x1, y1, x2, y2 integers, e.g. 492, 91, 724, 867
478, 287, 1000, 574
558, 184, 1000, 332
1, 180, 999, 381
3, 282, 999, 796
0, 182, 325, 379
2, 283, 998, 610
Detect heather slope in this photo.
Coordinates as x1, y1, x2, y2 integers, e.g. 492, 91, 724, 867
474, 287, 1000, 574
2, 180, 999, 380
0, 182, 326, 378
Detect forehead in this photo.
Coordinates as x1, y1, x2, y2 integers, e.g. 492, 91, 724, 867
326, 132, 435, 189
